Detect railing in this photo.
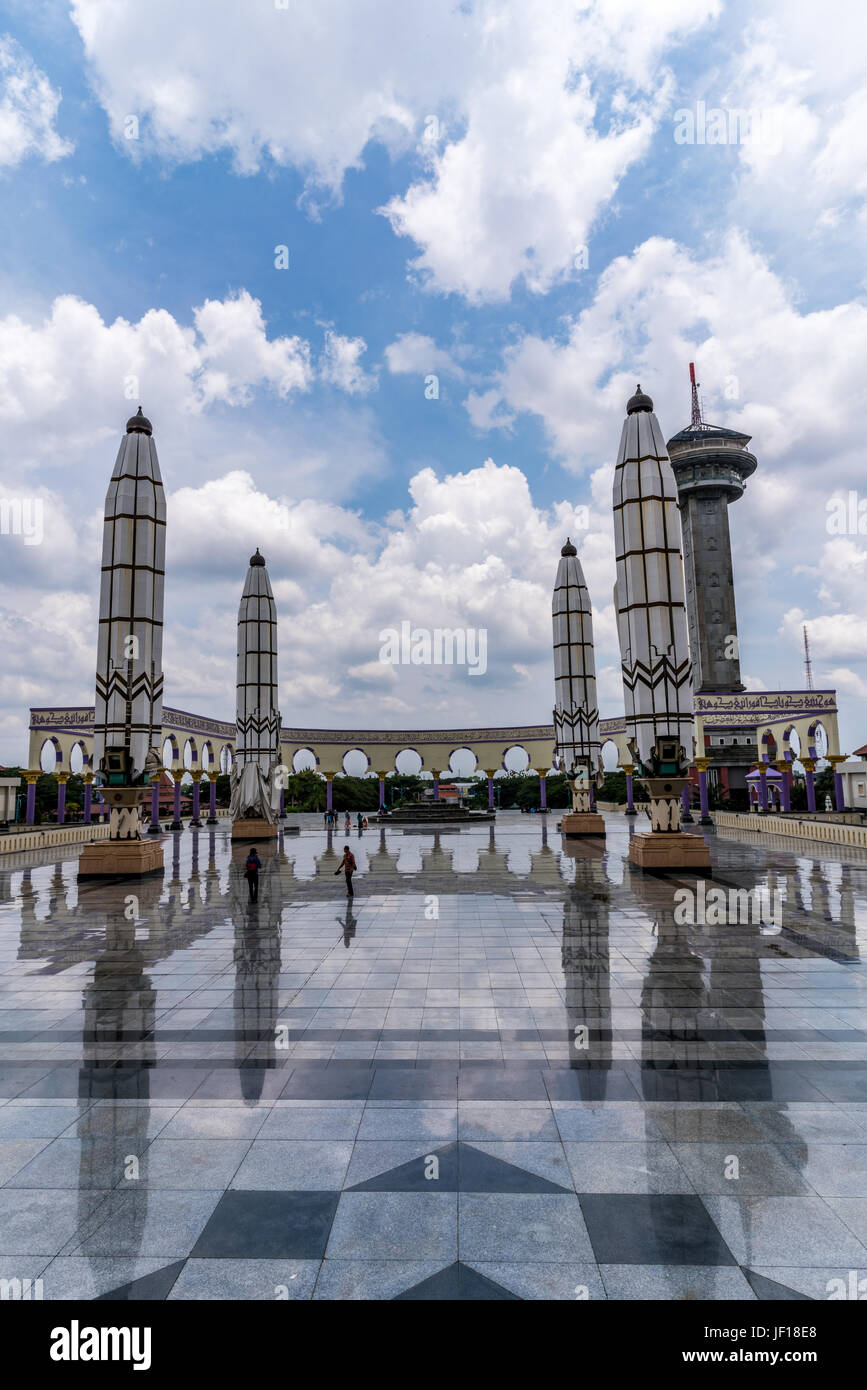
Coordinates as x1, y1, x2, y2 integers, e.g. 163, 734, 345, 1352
0, 823, 111, 855
714, 810, 867, 849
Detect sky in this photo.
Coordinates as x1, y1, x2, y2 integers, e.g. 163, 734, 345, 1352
1, 0, 866, 769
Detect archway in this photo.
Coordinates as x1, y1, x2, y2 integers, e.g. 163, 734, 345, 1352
449, 747, 477, 777
220, 744, 234, 774
342, 748, 370, 778
395, 748, 423, 776
40, 737, 62, 773
808, 721, 829, 761
760, 728, 778, 763
601, 738, 620, 772
162, 735, 179, 769
293, 748, 318, 773
202, 740, 216, 775
183, 737, 197, 770
69, 740, 88, 775
503, 745, 530, 773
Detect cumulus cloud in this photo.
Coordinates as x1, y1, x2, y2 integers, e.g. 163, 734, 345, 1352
385, 332, 464, 380
70, 0, 720, 301
0, 36, 73, 169
320, 330, 376, 395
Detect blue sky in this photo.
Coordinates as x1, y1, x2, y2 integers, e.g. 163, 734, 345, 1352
1, 0, 866, 766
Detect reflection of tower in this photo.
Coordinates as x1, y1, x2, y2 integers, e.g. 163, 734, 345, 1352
230, 846, 283, 1104
666, 365, 757, 693
560, 844, 612, 1095
75, 881, 161, 1276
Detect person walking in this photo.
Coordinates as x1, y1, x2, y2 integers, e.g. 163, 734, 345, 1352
357, 811, 363, 831
244, 847, 262, 902
344, 810, 351, 834
335, 844, 356, 896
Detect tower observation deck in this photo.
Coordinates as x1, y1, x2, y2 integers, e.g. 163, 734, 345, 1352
666, 364, 757, 693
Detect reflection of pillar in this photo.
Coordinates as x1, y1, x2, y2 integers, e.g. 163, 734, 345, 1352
680, 783, 694, 824
802, 758, 816, 812
24, 772, 39, 825
148, 775, 161, 834
776, 761, 791, 812
190, 770, 202, 826
56, 773, 69, 825
171, 778, 182, 830
326, 774, 333, 812
536, 771, 547, 810
279, 787, 286, 818
207, 774, 218, 825
485, 769, 495, 810
432, 769, 440, 802
83, 773, 93, 824
758, 764, 768, 812
828, 755, 847, 812
622, 764, 636, 815
694, 757, 713, 826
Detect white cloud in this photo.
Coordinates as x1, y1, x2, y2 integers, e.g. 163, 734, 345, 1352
71, 0, 720, 301
385, 332, 464, 380
320, 330, 376, 395
0, 36, 73, 170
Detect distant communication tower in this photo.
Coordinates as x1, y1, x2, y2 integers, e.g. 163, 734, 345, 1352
689, 361, 703, 429
803, 624, 814, 691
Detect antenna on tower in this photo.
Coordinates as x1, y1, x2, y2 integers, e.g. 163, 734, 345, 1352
803, 624, 814, 691
689, 362, 703, 429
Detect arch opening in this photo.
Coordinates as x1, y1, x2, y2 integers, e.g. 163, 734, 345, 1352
395, 748, 423, 776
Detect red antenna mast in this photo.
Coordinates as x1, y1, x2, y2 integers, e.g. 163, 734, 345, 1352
689, 361, 703, 429
803, 624, 814, 691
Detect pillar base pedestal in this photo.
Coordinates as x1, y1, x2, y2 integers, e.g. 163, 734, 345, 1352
560, 812, 605, 836
147, 823, 162, 835
206, 817, 219, 826
78, 838, 165, 880
628, 832, 711, 872
681, 810, 695, 824
231, 816, 279, 842
170, 820, 183, 831
698, 815, 714, 827
624, 807, 638, 816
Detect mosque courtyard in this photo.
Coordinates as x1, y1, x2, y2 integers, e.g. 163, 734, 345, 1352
1, 811, 866, 1302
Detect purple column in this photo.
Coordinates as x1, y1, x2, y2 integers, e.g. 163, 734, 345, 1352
589, 784, 595, 809
539, 775, 547, 810
758, 768, 768, 812
834, 770, 845, 812
171, 779, 182, 830
56, 779, 67, 825
625, 773, 636, 815
698, 770, 710, 823
433, 775, 440, 802
208, 777, 218, 824
779, 770, 791, 813
25, 780, 37, 825
149, 779, 160, 834
326, 777, 333, 812
280, 787, 286, 818
487, 776, 494, 810
378, 776, 385, 808
191, 778, 201, 826
805, 767, 816, 813
83, 781, 92, 824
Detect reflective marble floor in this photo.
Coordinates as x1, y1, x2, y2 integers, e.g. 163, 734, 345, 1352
2, 812, 867, 1300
